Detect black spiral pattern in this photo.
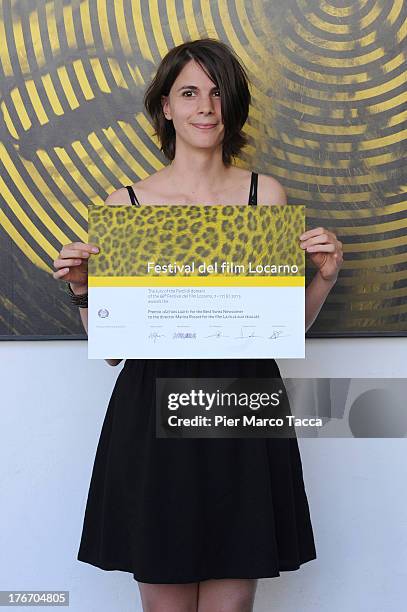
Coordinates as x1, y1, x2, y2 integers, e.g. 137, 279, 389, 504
0, 0, 406, 336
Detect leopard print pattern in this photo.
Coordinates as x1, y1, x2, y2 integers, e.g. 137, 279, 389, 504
88, 205, 305, 277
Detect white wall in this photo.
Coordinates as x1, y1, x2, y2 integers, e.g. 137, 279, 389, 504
1, 338, 406, 612
280, 337, 406, 378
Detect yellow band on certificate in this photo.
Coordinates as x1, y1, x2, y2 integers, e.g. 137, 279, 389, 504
88, 275, 305, 287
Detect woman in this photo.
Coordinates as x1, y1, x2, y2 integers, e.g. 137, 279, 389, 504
53, 39, 343, 612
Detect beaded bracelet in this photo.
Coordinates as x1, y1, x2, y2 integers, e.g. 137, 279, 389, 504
66, 283, 88, 309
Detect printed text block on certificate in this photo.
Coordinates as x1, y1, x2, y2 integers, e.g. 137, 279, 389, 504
87, 204, 305, 359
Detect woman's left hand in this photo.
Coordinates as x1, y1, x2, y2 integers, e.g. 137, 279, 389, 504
300, 227, 343, 282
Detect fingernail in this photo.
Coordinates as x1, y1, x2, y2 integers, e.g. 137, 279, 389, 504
91, 247, 99, 253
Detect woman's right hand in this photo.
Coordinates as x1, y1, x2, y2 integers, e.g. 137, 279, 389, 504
52, 242, 99, 292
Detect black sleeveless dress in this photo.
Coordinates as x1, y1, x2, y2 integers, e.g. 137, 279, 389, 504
77, 174, 317, 583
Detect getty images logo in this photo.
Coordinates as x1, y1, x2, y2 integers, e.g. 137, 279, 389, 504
97, 308, 109, 318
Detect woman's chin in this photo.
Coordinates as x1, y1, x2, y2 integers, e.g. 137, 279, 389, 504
184, 137, 224, 153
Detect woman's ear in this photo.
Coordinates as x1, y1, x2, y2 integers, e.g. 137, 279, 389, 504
161, 95, 171, 120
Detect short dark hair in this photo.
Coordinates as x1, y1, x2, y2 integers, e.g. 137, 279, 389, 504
144, 38, 251, 166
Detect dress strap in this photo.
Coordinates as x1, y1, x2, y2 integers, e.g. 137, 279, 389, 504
248, 172, 258, 206
126, 185, 141, 207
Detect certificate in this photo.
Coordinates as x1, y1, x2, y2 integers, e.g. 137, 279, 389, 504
87, 204, 305, 359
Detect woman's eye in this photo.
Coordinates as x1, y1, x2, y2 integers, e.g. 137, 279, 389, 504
182, 90, 195, 97
213, 90, 221, 97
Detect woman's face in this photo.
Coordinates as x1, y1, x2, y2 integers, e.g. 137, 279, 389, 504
161, 59, 224, 154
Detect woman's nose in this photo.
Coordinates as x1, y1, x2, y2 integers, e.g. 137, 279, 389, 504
197, 95, 215, 114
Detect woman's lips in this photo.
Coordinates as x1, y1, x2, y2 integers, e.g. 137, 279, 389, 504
191, 123, 218, 130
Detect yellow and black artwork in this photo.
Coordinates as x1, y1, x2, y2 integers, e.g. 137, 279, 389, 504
0, 0, 406, 338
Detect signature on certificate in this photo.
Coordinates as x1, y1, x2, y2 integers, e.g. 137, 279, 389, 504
235, 326, 264, 340
148, 329, 166, 343
171, 325, 197, 340
173, 331, 197, 339
267, 326, 290, 340
205, 326, 230, 339
233, 326, 291, 340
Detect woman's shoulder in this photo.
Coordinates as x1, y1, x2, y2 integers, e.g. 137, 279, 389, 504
104, 187, 133, 206
255, 171, 287, 206
104, 172, 163, 206
232, 167, 287, 206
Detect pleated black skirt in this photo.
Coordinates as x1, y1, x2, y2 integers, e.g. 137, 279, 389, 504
77, 358, 317, 583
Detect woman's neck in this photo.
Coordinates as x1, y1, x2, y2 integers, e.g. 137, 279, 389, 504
165, 144, 231, 196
